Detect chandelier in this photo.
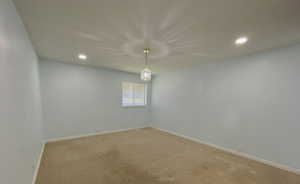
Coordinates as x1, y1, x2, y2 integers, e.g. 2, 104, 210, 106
141, 48, 152, 81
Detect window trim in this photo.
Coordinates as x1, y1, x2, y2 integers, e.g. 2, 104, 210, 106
122, 82, 147, 107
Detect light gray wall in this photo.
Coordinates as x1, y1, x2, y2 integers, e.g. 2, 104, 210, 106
152, 44, 300, 170
0, 0, 44, 184
39, 60, 151, 140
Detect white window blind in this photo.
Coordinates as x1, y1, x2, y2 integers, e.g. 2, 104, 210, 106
122, 82, 147, 106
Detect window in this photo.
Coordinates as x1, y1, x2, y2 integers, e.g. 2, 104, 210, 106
122, 82, 147, 107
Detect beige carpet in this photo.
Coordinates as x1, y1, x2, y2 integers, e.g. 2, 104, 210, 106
36, 127, 300, 184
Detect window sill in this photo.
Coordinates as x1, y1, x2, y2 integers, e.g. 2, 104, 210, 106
122, 105, 147, 108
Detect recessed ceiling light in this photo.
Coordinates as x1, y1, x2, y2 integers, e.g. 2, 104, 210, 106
78, 53, 87, 60
235, 36, 248, 45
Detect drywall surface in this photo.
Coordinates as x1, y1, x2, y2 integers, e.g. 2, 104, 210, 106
152, 44, 300, 170
39, 60, 151, 140
0, 0, 44, 184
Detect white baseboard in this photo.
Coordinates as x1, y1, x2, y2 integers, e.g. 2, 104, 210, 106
32, 143, 45, 184
45, 126, 149, 143
154, 127, 300, 176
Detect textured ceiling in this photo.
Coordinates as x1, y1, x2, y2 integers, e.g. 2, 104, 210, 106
14, 0, 300, 73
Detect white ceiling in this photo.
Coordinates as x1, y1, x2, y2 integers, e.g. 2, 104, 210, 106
14, 0, 300, 73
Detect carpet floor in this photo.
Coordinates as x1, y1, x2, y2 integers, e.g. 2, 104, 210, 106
36, 127, 300, 184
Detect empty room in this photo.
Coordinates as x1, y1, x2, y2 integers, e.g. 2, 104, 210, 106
1, 0, 300, 183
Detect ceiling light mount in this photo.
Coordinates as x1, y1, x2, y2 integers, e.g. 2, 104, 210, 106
144, 48, 150, 54
235, 36, 248, 45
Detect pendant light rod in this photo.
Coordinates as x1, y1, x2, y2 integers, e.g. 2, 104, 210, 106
144, 48, 150, 67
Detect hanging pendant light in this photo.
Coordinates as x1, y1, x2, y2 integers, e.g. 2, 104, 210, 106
141, 48, 152, 81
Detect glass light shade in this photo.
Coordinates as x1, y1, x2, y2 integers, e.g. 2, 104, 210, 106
141, 68, 152, 81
